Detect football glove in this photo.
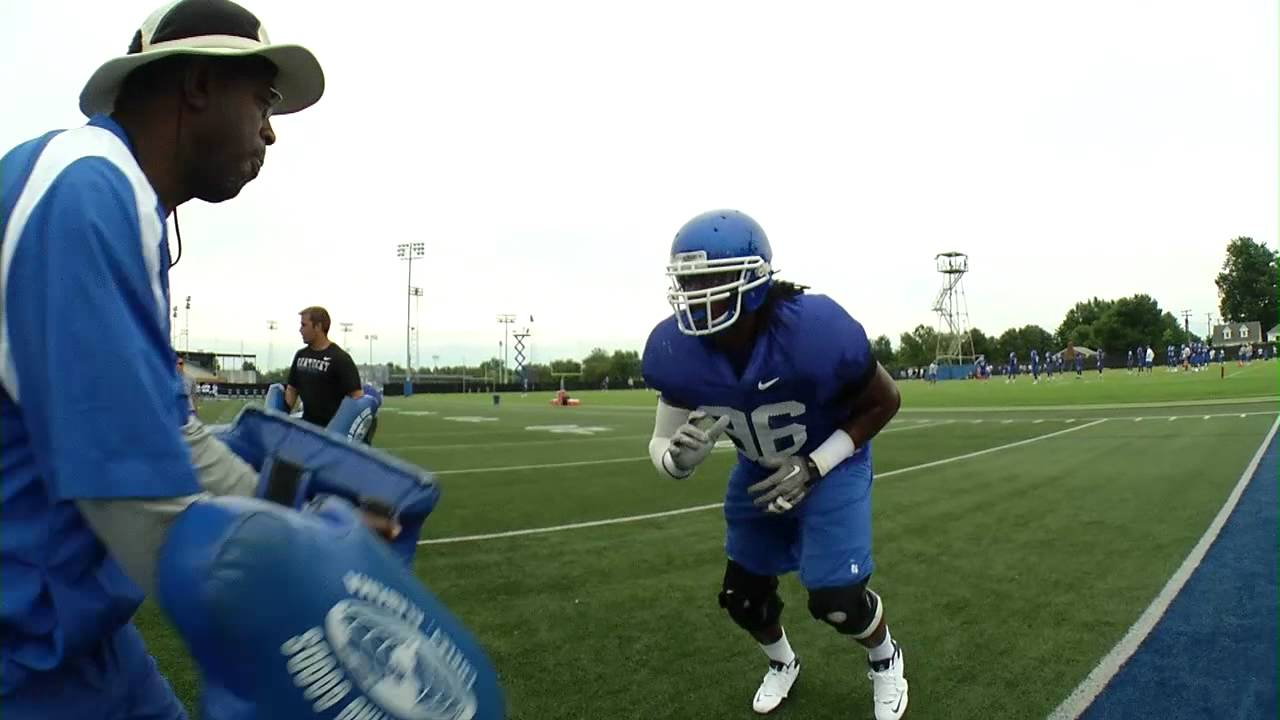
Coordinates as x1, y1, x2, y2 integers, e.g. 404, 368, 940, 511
667, 410, 732, 473
749, 455, 821, 514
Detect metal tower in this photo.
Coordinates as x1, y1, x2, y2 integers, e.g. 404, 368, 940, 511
932, 252, 976, 365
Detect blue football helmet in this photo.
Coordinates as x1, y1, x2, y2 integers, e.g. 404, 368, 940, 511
666, 209, 774, 335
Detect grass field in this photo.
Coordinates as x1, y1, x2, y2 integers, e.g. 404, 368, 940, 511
143, 360, 1279, 719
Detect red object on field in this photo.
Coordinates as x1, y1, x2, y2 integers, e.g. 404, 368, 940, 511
550, 389, 581, 407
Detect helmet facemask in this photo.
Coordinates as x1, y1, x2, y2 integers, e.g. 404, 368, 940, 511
666, 251, 772, 336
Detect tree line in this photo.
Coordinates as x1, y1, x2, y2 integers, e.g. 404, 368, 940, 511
252, 237, 1274, 383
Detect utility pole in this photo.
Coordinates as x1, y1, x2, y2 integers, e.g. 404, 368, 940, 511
267, 320, 277, 372
184, 296, 191, 353
1179, 309, 1193, 336
396, 243, 425, 388
410, 286, 423, 371
340, 322, 353, 348
364, 334, 378, 366
496, 314, 516, 384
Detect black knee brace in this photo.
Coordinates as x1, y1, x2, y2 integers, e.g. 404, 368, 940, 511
718, 560, 784, 633
807, 581, 882, 640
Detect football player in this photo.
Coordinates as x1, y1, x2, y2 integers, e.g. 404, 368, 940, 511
641, 210, 908, 719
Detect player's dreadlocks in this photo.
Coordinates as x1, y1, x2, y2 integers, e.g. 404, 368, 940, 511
754, 279, 808, 326
767, 279, 809, 300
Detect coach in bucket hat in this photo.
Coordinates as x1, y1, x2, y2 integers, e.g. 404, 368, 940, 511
0, 1, 326, 718
81, 0, 324, 117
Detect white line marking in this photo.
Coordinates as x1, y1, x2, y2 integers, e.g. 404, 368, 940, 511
418, 504, 726, 545
387, 434, 648, 452
1168, 416, 1177, 421
897, 396, 1279, 413
420, 419, 1107, 545
434, 456, 651, 476
1046, 416, 1279, 720
427, 422, 945, 475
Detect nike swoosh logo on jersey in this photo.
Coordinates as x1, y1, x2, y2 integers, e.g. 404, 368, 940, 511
758, 377, 780, 390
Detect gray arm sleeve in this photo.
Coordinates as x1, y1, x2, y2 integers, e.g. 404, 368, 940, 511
74, 417, 260, 595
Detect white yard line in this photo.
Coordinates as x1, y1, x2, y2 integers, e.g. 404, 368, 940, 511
388, 421, 951, 452
426, 422, 947, 475
1045, 416, 1280, 720
420, 419, 1107, 545
897, 395, 1278, 413
386, 434, 651, 452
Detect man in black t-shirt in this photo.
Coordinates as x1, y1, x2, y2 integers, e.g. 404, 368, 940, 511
284, 306, 366, 432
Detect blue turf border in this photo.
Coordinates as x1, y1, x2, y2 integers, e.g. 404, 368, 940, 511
1080, 433, 1278, 720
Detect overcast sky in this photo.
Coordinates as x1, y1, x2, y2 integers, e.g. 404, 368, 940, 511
3, 0, 1275, 370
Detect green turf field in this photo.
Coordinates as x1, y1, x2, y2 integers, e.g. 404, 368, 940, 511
146, 361, 1279, 719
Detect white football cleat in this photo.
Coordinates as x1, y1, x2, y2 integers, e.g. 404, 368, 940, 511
752, 658, 800, 714
868, 642, 908, 720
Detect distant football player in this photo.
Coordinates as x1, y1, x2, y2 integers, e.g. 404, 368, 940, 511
1095, 348, 1104, 376
1029, 349, 1040, 384
641, 210, 908, 719
1006, 351, 1018, 383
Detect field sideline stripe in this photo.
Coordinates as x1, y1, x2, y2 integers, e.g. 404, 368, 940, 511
419, 418, 1106, 545
386, 420, 949, 452
427, 421, 948, 475
1045, 415, 1280, 720
897, 395, 1279, 413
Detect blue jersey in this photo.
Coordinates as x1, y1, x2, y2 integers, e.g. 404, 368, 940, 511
0, 116, 198, 693
1030, 350, 1039, 367
642, 294, 875, 477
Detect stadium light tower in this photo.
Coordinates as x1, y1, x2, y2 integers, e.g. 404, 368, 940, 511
364, 334, 378, 366
396, 242, 425, 389
932, 252, 976, 370
340, 322, 353, 348
410, 286, 424, 371
267, 320, 278, 372
184, 296, 191, 353
496, 314, 516, 384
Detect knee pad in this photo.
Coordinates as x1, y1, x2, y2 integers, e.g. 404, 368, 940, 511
718, 561, 784, 633
807, 582, 882, 640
